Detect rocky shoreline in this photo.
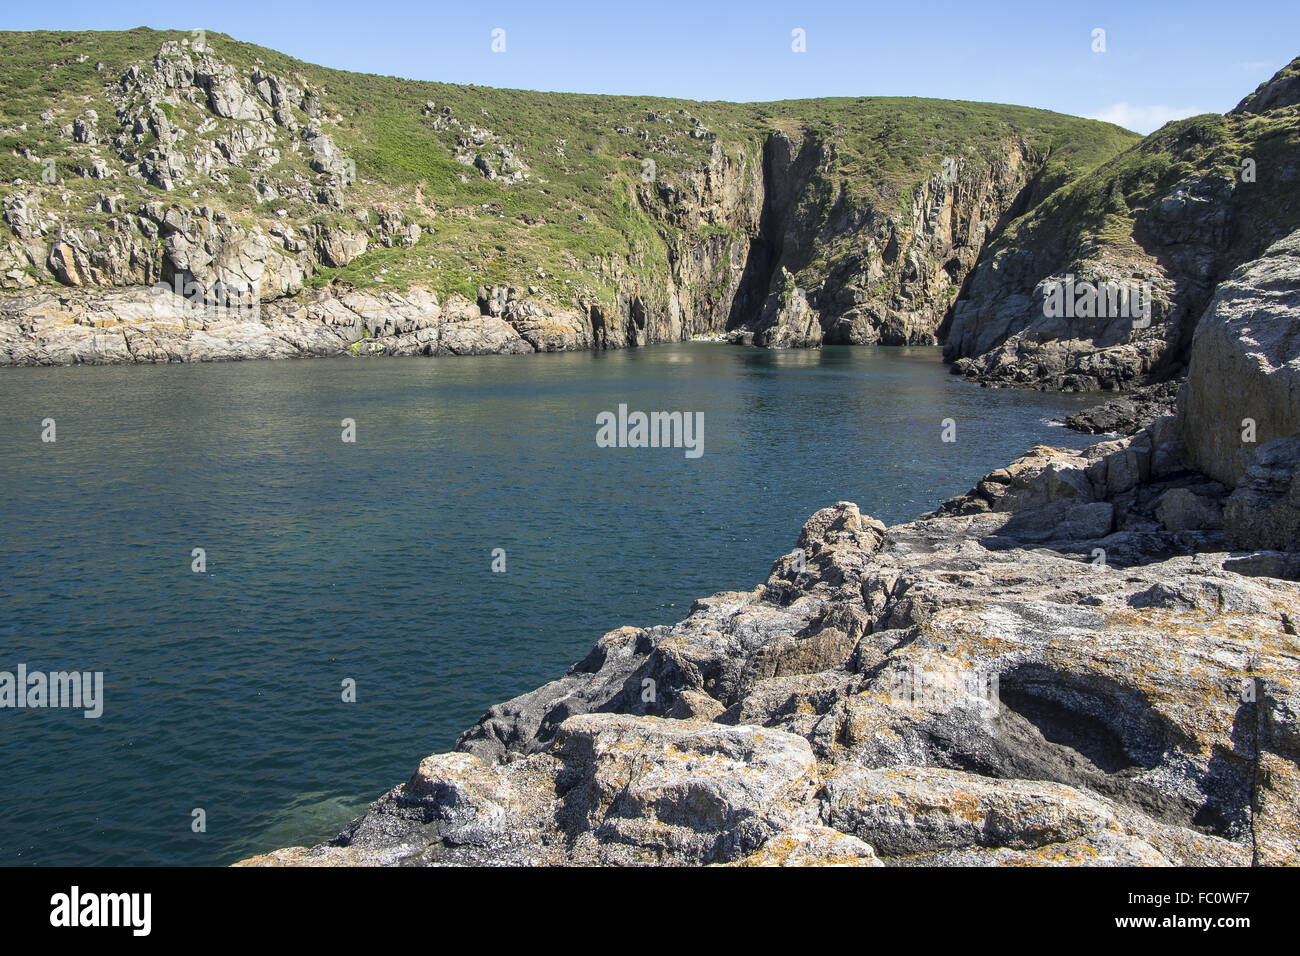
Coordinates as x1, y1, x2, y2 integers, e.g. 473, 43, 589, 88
7, 47, 1297, 450
238, 230, 1300, 867
7, 30, 1299, 868
0, 282, 609, 365
0, 34, 1139, 372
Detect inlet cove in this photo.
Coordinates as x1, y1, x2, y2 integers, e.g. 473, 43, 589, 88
2, 22, 1299, 880
0, 344, 1099, 865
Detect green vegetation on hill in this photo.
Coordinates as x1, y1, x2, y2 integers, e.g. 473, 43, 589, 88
988, 103, 1300, 268
0, 27, 1140, 307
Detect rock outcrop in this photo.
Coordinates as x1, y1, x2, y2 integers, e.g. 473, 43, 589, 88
1224, 438, 1300, 551
240, 456, 1300, 865
239, 226, 1300, 868
1179, 229, 1300, 486
7, 35, 1298, 392
239, 442, 1300, 867
1062, 381, 1179, 436
945, 56, 1300, 395
0, 32, 1138, 365
0, 285, 572, 364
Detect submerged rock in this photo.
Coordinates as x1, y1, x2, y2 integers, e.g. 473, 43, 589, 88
1064, 381, 1180, 436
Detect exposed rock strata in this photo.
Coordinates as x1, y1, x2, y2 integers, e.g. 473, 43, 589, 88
0, 37, 1117, 365
945, 56, 1300, 393
6, 38, 1297, 395
239, 416, 1300, 866
240, 225, 1300, 867
724, 132, 1043, 350
0, 286, 552, 363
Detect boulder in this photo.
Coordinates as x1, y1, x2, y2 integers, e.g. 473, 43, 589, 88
1224, 437, 1300, 550
729, 825, 882, 867
1180, 229, 1300, 488
1155, 487, 1224, 532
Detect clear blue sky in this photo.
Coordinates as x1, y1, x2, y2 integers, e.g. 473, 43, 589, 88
4, 0, 1298, 133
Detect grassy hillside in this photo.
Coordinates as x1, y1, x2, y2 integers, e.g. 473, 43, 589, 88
990, 108, 1300, 264
0, 27, 1139, 307
943, 54, 1300, 390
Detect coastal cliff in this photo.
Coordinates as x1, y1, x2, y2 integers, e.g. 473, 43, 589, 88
240, 230, 1300, 867
5, 32, 1299, 447
0, 29, 1135, 365
945, 57, 1300, 397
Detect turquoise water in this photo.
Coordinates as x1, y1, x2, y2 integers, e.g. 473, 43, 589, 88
0, 344, 1097, 865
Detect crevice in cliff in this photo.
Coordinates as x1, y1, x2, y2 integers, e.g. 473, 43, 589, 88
723, 131, 803, 332
934, 167, 1042, 345
675, 129, 1060, 351
724, 232, 775, 332
1248, 680, 1262, 866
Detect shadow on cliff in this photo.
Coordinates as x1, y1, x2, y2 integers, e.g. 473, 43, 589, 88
724, 131, 829, 333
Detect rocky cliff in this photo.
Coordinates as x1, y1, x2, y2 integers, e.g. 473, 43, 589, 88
945, 57, 1300, 397
240, 229, 1300, 868
0, 29, 1135, 365
727, 129, 1043, 350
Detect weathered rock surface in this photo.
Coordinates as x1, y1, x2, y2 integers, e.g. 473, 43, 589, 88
747, 268, 822, 349
945, 57, 1300, 393
0, 287, 351, 364
12, 32, 1300, 869
240, 714, 826, 866
1180, 229, 1300, 487
0, 285, 575, 363
1224, 437, 1300, 551
241, 408, 1300, 865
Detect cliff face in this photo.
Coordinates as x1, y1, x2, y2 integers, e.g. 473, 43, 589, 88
628, 126, 1048, 353
0, 123, 1062, 365
0, 30, 1135, 365
1179, 230, 1300, 489
8, 34, 1296, 390
944, 57, 1300, 393
732, 131, 1039, 350
241, 229, 1300, 869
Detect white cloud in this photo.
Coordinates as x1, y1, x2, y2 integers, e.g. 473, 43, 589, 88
1086, 102, 1206, 135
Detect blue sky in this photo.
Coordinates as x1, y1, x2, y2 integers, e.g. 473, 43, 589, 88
4, 0, 1297, 133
